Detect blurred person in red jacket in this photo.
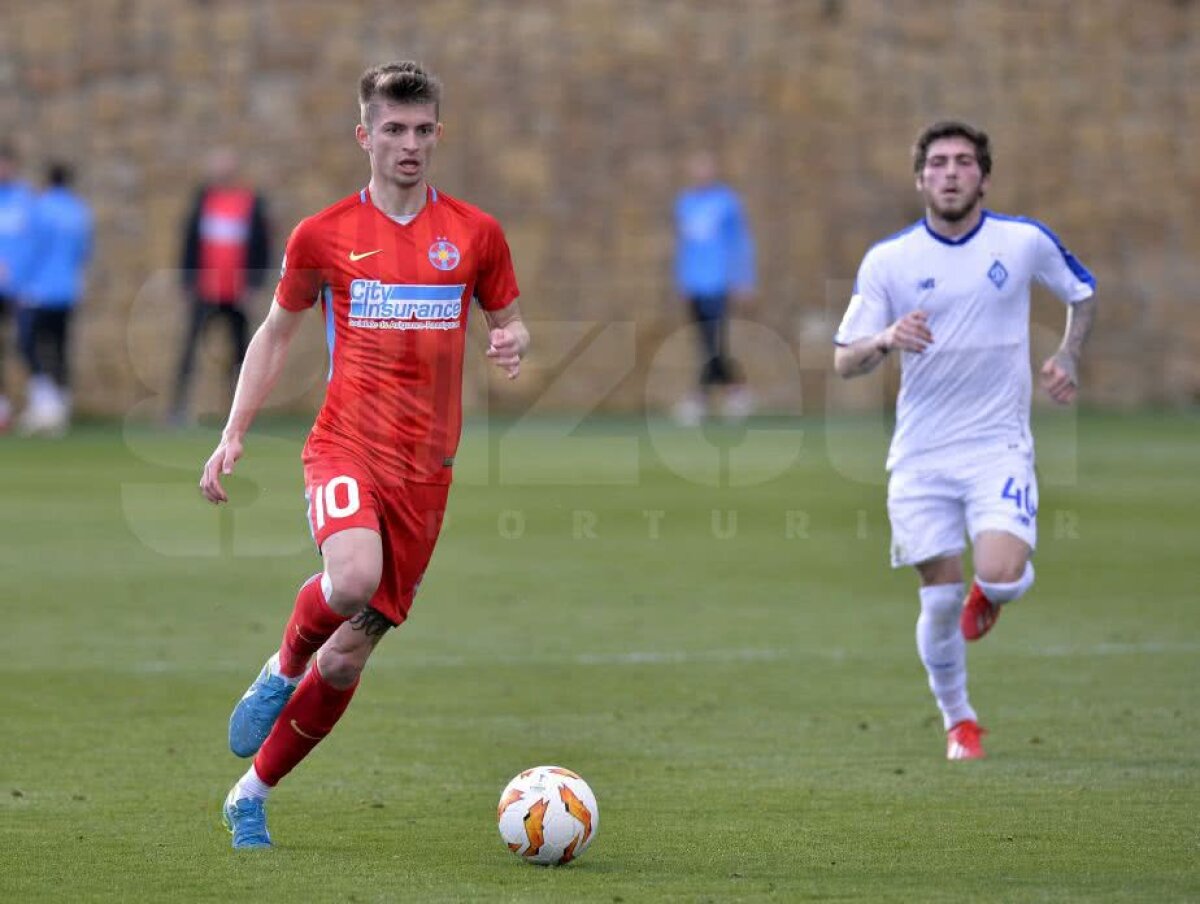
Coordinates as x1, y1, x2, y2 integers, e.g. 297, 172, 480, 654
169, 147, 271, 425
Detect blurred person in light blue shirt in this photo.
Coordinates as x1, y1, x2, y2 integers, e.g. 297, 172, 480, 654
17, 161, 93, 436
672, 150, 756, 424
0, 143, 37, 431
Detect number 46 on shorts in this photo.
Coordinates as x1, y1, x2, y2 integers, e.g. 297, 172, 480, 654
1000, 476, 1038, 519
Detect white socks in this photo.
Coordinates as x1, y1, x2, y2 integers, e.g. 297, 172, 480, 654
977, 561, 1035, 605
266, 652, 302, 687
917, 583, 976, 730
234, 765, 272, 801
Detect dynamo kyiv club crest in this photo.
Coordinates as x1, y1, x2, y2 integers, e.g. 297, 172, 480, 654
987, 260, 1009, 289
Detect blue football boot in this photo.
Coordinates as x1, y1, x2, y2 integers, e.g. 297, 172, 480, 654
222, 787, 272, 849
228, 657, 297, 758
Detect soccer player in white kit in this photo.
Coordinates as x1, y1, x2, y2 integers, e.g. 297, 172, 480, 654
833, 121, 1097, 760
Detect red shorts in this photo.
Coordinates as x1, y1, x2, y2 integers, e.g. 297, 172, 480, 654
303, 453, 449, 626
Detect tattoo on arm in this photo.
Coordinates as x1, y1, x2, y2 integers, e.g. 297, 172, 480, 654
348, 606, 393, 638
1061, 297, 1096, 359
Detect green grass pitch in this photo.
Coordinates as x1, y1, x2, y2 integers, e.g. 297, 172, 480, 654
1, 412, 1197, 902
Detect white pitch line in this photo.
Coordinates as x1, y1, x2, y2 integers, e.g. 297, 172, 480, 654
71, 640, 1200, 676
376, 641, 1196, 667
573, 648, 802, 665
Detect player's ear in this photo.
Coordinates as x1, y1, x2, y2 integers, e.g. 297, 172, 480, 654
355, 123, 370, 152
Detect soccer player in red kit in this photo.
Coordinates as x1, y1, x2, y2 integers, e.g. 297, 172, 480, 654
199, 61, 530, 849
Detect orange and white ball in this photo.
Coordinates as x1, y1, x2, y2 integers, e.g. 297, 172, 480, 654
497, 765, 599, 866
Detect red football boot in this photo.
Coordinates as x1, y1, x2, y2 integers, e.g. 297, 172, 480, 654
961, 581, 1000, 641
946, 719, 987, 760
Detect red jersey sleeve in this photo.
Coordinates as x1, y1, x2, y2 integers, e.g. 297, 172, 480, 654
274, 218, 324, 311
475, 216, 519, 312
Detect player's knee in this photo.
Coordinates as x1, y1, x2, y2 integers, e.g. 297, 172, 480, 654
323, 567, 380, 616
976, 561, 1035, 604
974, 559, 1027, 586
916, 557, 964, 589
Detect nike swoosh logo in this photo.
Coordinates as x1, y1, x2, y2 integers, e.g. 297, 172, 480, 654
289, 719, 322, 740
349, 249, 382, 262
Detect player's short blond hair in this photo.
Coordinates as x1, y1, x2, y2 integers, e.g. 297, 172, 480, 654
358, 61, 442, 127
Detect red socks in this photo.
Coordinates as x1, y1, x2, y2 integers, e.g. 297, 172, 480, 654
253, 664, 359, 786
278, 573, 347, 678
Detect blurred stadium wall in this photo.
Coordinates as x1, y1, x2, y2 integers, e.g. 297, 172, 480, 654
2, 0, 1196, 419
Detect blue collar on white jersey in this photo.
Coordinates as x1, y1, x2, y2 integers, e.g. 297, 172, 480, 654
923, 209, 988, 246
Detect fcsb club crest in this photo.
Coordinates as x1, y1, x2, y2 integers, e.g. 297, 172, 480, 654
428, 239, 460, 271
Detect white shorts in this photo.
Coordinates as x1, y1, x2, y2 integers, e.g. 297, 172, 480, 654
887, 452, 1038, 568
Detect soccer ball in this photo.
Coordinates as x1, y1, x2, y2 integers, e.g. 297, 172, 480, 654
497, 765, 599, 866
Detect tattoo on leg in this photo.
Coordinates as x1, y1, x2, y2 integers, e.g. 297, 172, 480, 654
348, 606, 393, 638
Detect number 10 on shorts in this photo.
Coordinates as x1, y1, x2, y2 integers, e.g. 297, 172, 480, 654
310, 476, 362, 530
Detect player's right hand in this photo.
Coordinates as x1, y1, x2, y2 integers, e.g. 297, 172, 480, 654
200, 435, 244, 504
881, 310, 933, 354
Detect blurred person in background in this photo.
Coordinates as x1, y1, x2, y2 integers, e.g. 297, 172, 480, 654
0, 144, 36, 433
833, 121, 1096, 761
672, 150, 756, 425
17, 162, 94, 437
169, 146, 271, 426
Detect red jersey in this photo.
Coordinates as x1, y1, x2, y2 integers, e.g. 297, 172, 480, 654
275, 185, 519, 483
197, 186, 255, 304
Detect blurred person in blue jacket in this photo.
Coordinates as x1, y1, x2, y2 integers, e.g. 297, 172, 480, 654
0, 144, 36, 432
672, 150, 756, 425
17, 162, 93, 436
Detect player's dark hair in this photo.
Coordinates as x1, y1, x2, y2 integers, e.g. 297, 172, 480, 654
359, 61, 442, 126
913, 120, 992, 177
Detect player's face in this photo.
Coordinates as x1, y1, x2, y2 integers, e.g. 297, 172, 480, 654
359, 102, 442, 189
916, 137, 988, 222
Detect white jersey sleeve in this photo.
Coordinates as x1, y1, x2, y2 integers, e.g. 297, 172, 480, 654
835, 248, 892, 345
1030, 221, 1096, 305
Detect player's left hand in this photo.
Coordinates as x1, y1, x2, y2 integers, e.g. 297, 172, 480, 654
486, 327, 524, 380
1039, 351, 1078, 405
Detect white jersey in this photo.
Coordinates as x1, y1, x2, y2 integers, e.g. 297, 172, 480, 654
835, 211, 1095, 471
